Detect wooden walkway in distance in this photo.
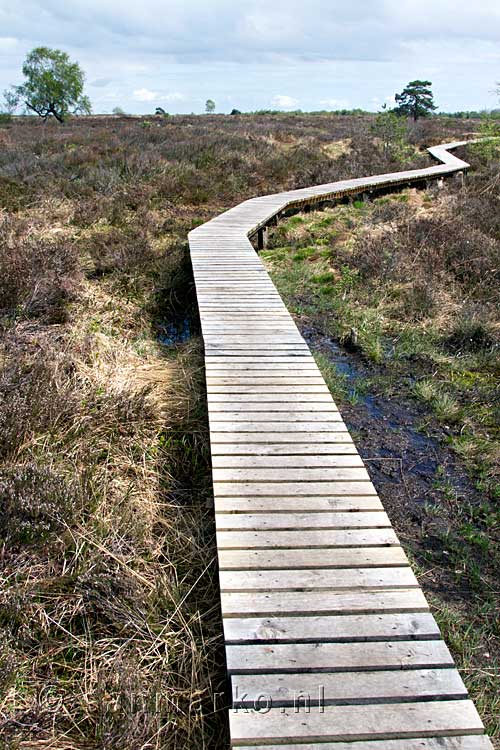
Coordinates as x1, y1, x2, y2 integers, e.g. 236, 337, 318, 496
188, 142, 494, 748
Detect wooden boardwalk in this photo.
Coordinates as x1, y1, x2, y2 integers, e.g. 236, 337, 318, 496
188, 142, 494, 748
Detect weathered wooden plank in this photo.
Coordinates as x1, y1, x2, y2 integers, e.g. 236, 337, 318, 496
218, 546, 407, 570
203, 336, 305, 344
229, 700, 484, 745
215, 497, 383, 513
204, 346, 307, 351
212, 454, 363, 468
206, 378, 322, 386
207, 393, 335, 403
221, 588, 427, 617
214, 511, 390, 530
212, 467, 370, 482
207, 383, 330, 392
203, 331, 302, 337
204, 358, 317, 365
205, 354, 311, 360
210, 442, 357, 454
208, 403, 341, 414
232, 668, 468, 706
210, 424, 350, 434
223, 611, 439, 643
239, 739, 494, 750
217, 528, 399, 549
210, 432, 353, 444
219, 566, 418, 591
226, 639, 453, 674
213, 482, 376, 497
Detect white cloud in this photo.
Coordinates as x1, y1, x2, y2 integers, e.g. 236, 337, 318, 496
162, 91, 186, 102
319, 97, 349, 109
133, 87, 158, 101
132, 88, 186, 103
271, 94, 299, 109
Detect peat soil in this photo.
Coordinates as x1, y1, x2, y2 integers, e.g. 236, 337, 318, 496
302, 326, 491, 606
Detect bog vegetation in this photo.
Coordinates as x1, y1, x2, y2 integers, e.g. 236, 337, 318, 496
0, 111, 498, 748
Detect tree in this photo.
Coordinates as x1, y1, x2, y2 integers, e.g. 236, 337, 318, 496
394, 80, 437, 121
5, 47, 91, 123
112, 106, 126, 115
230, 108, 242, 115
371, 110, 412, 163
205, 99, 215, 114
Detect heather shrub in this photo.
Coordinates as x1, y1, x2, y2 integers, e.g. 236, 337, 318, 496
0, 350, 76, 459
0, 218, 79, 321
353, 214, 498, 298
0, 463, 81, 546
399, 280, 438, 321
84, 225, 155, 276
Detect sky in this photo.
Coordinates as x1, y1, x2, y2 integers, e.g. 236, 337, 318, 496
0, 0, 499, 115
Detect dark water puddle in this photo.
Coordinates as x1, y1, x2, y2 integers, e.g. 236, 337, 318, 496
303, 328, 483, 578
153, 247, 200, 348
157, 315, 192, 345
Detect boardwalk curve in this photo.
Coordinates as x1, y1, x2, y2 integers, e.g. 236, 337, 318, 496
188, 141, 494, 748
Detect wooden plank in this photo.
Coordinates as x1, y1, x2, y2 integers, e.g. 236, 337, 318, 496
212, 467, 371, 482
239, 737, 493, 750
210, 442, 357, 454
223, 611, 440, 643
226, 640, 454, 674
207, 393, 335, 403
217, 528, 399, 549
219, 566, 418, 591
208, 403, 341, 414
232, 668, 468, 706
205, 344, 306, 350
214, 497, 383, 513
207, 384, 330, 392
206, 350, 313, 357
221, 588, 427, 617
213, 482, 376, 497
206, 377, 324, 384
203, 337, 305, 344
229, 700, 484, 745
214, 511, 390, 530
204, 361, 317, 366
210, 432, 353, 444
218, 546, 408, 570
212, 455, 364, 468
210, 425, 351, 436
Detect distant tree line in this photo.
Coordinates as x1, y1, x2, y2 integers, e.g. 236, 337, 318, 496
2, 49, 499, 127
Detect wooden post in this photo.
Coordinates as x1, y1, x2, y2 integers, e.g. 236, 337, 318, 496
257, 226, 268, 250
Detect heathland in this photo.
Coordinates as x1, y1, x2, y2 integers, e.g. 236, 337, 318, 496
0, 113, 498, 749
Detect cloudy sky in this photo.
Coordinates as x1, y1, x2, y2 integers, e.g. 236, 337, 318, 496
0, 0, 499, 114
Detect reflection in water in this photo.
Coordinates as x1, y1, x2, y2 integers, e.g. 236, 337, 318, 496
158, 316, 191, 346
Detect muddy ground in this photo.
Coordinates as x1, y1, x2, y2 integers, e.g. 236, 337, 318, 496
305, 325, 494, 595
